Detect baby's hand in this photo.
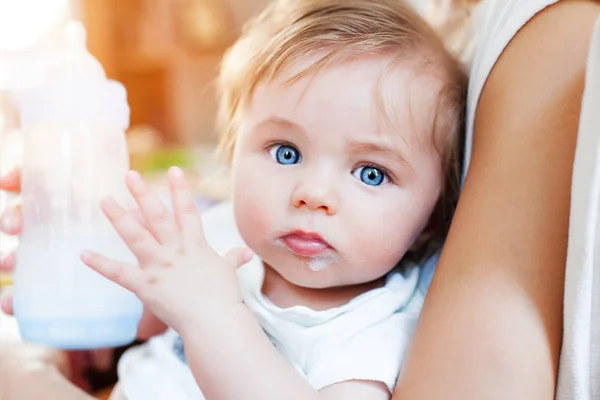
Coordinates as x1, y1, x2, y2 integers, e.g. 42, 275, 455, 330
81, 167, 253, 335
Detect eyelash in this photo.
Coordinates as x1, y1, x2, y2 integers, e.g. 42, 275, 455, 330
264, 141, 396, 184
264, 140, 296, 153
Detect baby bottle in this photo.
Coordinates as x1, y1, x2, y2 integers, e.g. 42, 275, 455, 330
12, 21, 142, 349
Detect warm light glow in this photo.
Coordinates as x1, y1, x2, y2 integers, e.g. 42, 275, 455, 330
0, 0, 69, 51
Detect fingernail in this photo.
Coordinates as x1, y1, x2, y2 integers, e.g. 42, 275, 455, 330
243, 248, 254, 262
100, 197, 117, 210
169, 166, 184, 178
126, 170, 142, 182
81, 251, 92, 262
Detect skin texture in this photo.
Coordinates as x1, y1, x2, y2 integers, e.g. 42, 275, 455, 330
394, 1, 600, 399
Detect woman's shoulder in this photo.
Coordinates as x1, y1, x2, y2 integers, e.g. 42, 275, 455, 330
468, 0, 560, 77
464, 0, 560, 177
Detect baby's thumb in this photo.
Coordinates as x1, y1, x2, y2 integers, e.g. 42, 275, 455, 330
224, 247, 254, 269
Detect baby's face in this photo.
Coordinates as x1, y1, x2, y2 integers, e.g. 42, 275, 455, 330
231, 53, 444, 289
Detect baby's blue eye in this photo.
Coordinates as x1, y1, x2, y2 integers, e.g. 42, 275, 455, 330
353, 166, 387, 186
269, 144, 301, 165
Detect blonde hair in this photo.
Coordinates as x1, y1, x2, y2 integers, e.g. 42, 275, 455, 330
216, 0, 468, 259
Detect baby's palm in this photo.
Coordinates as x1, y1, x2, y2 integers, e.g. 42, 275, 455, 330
80, 168, 252, 334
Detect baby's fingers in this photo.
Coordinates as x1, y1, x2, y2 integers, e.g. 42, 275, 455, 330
101, 197, 159, 263
224, 247, 254, 269
125, 171, 180, 245
81, 251, 144, 294
168, 167, 204, 242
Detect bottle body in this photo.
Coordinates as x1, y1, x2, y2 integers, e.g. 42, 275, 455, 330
13, 122, 142, 349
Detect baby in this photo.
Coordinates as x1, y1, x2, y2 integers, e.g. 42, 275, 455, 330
83, 0, 467, 399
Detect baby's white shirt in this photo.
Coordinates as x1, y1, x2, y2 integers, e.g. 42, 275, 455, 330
117, 201, 427, 399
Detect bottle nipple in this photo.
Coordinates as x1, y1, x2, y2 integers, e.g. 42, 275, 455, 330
64, 21, 87, 52
19, 20, 130, 132
46, 20, 106, 81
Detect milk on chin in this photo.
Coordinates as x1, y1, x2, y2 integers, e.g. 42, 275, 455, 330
307, 255, 339, 272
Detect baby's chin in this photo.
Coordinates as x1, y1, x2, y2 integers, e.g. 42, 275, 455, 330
262, 257, 333, 286
265, 257, 378, 290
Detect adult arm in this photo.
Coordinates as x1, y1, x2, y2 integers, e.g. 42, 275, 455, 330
0, 342, 94, 400
394, 1, 600, 399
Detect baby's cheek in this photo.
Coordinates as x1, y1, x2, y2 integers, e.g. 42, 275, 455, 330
232, 157, 273, 199
234, 198, 264, 240
363, 232, 407, 264
232, 187, 272, 254
348, 215, 413, 270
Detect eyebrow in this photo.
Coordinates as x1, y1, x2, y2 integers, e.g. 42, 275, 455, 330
252, 117, 306, 135
349, 141, 413, 171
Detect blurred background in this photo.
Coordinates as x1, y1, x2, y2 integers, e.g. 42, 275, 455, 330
1, 0, 269, 143
0, 0, 272, 269
0, 0, 272, 203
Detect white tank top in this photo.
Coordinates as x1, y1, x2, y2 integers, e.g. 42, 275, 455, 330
463, 0, 560, 179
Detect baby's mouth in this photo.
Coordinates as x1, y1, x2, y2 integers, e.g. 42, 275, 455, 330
279, 230, 333, 258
